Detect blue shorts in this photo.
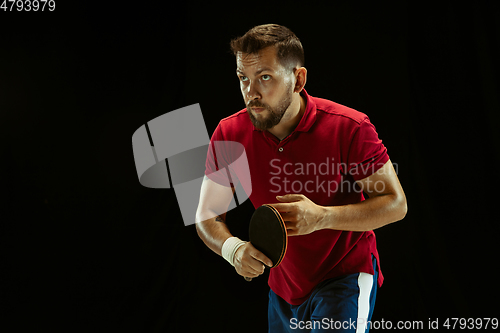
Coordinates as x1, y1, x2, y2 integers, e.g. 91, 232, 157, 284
268, 256, 378, 333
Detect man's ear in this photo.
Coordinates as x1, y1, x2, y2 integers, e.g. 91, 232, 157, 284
293, 67, 307, 93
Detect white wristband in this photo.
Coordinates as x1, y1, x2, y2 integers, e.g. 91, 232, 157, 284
221, 237, 246, 266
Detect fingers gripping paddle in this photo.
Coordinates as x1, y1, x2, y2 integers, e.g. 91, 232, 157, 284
244, 204, 287, 282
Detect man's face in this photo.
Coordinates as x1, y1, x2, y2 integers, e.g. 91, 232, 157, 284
236, 46, 295, 131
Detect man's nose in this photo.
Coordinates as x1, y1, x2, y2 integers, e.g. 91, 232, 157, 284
246, 80, 261, 101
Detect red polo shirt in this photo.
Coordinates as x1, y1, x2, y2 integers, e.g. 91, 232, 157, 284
205, 89, 389, 305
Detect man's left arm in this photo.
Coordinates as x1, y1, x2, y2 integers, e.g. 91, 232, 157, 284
272, 159, 407, 235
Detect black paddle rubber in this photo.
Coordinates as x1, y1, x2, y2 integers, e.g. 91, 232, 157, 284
244, 204, 287, 282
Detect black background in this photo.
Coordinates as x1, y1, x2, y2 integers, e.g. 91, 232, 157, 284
1, 2, 499, 332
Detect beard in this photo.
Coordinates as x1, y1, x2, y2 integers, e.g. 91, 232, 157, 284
246, 85, 293, 131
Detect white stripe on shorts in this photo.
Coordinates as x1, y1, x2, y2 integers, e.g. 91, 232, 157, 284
356, 272, 374, 333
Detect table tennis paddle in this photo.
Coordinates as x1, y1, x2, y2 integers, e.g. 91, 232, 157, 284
244, 204, 288, 282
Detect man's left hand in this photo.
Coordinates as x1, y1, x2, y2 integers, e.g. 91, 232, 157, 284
269, 194, 326, 236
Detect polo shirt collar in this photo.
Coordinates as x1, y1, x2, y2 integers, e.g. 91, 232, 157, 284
293, 88, 316, 132
252, 88, 317, 133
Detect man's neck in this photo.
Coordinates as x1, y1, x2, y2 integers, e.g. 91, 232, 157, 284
267, 93, 307, 141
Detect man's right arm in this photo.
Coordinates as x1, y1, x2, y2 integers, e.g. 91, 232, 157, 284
195, 176, 235, 255
195, 176, 273, 278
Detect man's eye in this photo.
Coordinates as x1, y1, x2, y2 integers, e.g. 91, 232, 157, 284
262, 75, 271, 81
239, 76, 248, 82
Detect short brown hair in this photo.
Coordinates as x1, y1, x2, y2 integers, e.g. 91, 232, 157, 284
230, 24, 304, 72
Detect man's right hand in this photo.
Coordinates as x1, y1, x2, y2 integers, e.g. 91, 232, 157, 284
233, 242, 273, 279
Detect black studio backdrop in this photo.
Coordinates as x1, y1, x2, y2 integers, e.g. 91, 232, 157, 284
1, 2, 499, 332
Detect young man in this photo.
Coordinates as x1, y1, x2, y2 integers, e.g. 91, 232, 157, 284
196, 24, 407, 332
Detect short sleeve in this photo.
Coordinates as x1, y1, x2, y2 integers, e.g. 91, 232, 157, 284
205, 124, 231, 187
204, 124, 247, 188
345, 118, 389, 181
